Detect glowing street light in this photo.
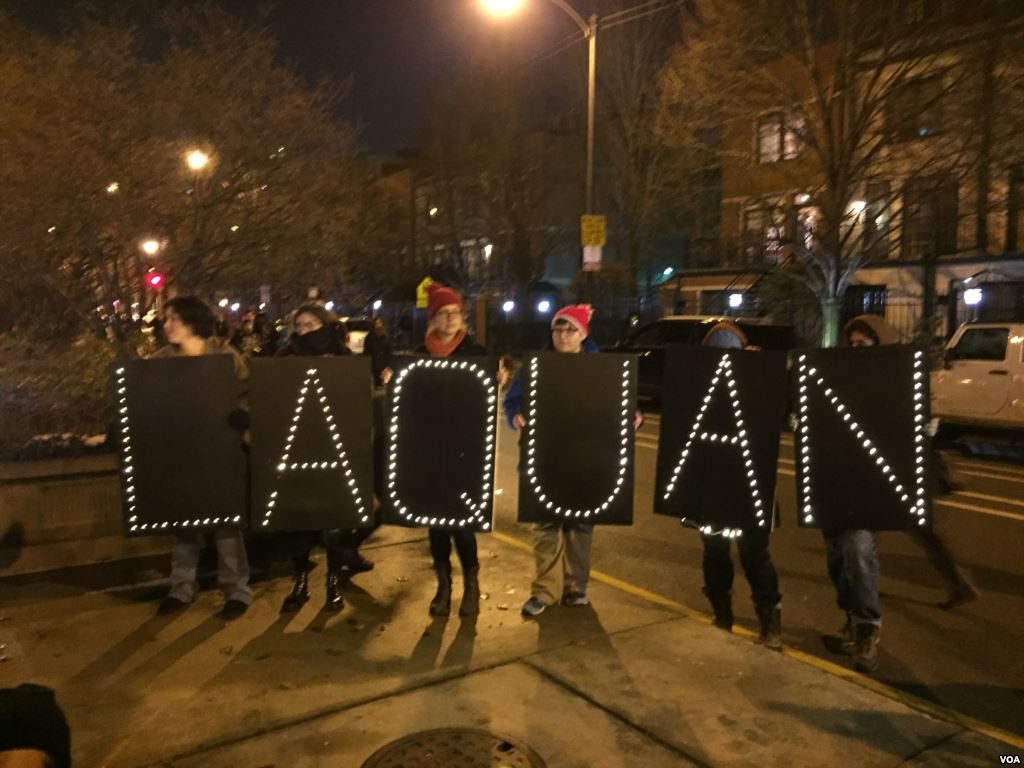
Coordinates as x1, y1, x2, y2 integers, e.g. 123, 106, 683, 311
502, 300, 516, 313
140, 239, 161, 256
964, 288, 983, 306
325, 301, 336, 311
480, 0, 527, 16
849, 199, 867, 215
537, 300, 552, 313
185, 149, 210, 171
230, 302, 241, 313
729, 292, 744, 309
218, 298, 230, 309
662, 267, 674, 277
372, 299, 383, 311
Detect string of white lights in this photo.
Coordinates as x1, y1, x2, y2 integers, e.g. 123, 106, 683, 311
116, 365, 242, 533
661, 354, 766, 536
525, 356, 634, 519
796, 351, 928, 527
386, 359, 498, 529
261, 367, 368, 528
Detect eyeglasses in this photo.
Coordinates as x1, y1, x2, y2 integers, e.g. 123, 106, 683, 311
434, 310, 462, 320
552, 326, 580, 335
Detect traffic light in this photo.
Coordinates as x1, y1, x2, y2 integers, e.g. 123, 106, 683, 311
146, 272, 164, 290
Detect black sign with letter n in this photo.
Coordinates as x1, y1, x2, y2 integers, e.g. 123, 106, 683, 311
794, 346, 932, 531
517, 352, 638, 526
654, 346, 787, 534
113, 356, 247, 536
383, 356, 498, 531
249, 357, 375, 532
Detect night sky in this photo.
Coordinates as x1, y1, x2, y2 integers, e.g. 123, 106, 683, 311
5, 0, 588, 154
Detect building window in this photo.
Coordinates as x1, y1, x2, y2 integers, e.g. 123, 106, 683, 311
742, 200, 785, 264
864, 181, 893, 260
1008, 166, 1024, 252
901, 176, 958, 260
844, 285, 888, 320
886, 77, 944, 142
756, 112, 804, 164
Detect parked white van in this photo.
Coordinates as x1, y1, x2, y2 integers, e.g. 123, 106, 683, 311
931, 323, 1024, 432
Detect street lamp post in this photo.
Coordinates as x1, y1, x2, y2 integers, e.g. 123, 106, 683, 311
481, 0, 597, 213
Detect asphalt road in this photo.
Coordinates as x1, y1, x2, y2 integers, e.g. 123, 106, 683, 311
493, 415, 1024, 737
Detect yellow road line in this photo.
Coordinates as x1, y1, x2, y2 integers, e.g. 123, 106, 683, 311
936, 498, 1024, 522
958, 468, 1024, 484
492, 530, 1024, 751
955, 489, 1024, 508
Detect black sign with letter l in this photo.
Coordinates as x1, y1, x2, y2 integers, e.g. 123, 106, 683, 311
794, 346, 932, 531
113, 356, 247, 536
517, 352, 638, 526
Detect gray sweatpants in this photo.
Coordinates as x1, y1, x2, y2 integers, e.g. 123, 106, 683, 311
168, 528, 253, 605
531, 523, 593, 605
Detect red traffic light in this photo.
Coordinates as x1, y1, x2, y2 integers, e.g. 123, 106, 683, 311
146, 272, 164, 289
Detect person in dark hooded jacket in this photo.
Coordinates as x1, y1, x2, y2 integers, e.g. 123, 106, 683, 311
696, 320, 783, 649
824, 315, 980, 670
275, 304, 375, 614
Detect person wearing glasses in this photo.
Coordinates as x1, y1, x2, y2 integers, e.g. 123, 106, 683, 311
384, 283, 491, 617
504, 305, 642, 617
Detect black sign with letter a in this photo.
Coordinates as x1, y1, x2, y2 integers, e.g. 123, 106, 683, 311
517, 353, 638, 526
113, 356, 247, 536
654, 347, 787, 534
249, 357, 375, 532
383, 356, 498, 531
794, 346, 932, 531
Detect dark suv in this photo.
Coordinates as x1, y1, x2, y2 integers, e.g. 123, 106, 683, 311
610, 316, 796, 403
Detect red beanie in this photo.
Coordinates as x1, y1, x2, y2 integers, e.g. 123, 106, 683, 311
552, 304, 594, 337
427, 283, 463, 319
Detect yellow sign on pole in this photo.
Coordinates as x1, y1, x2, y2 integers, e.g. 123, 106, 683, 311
580, 214, 606, 247
415, 276, 434, 308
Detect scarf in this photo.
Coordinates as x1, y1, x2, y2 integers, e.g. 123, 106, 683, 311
291, 324, 340, 356
424, 328, 466, 357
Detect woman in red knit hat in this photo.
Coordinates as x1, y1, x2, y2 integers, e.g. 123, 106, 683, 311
412, 283, 489, 616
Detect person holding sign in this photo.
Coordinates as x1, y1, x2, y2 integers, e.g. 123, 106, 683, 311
153, 297, 253, 620
822, 315, 978, 672
274, 304, 374, 613
410, 283, 489, 617
505, 305, 642, 617
697, 321, 783, 649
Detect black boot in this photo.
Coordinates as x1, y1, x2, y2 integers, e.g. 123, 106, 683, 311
459, 566, 480, 617
755, 604, 783, 651
325, 552, 345, 612
854, 623, 880, 673
707, 592, 733, 631
429, 561, 452, 617
281, 566, 310, 613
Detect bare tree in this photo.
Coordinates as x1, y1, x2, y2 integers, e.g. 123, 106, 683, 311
659, 0, 1024, 345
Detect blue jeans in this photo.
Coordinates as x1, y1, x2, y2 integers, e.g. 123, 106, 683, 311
824, 530, 880, 627
168, 529, 253, 605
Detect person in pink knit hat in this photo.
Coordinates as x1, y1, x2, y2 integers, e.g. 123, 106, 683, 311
503, 305, 641, 617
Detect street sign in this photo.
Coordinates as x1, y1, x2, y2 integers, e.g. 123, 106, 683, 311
580, 214, 606, 246
582, 245, 602, 272
415, 276, 434, 308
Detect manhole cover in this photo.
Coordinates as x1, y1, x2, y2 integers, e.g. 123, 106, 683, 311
362, 728, 546, 768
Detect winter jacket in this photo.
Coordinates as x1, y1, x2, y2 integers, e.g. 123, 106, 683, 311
503, 336, 600, 428
842, 314, 899, 346
277, 324, 351, 358
152, 336, 249, 382
415, 334, 486, 358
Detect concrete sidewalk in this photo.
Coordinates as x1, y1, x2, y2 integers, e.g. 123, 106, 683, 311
0, 527, 1017, 767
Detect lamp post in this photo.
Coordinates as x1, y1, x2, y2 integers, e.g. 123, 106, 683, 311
184, 148, 212, 290
482, 0, 597, 215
